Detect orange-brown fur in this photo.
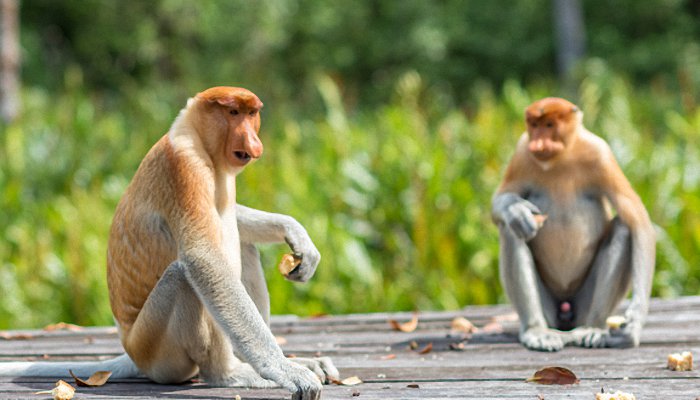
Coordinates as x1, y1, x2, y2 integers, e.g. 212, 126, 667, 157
104, 87, 332, 398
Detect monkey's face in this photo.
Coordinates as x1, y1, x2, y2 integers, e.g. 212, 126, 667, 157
195, 87, 264, 171
223, 105, 263, 169
525, 97, 579, 161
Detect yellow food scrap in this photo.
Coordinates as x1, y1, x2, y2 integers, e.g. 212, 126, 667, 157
667, 351, 693, 371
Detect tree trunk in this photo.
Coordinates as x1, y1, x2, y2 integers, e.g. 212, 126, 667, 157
553, 0, 585, 93
0, 0, 20, 123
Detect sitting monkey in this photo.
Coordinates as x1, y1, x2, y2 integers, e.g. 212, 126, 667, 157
0, 87, 337, 400
492, 97, 656, 351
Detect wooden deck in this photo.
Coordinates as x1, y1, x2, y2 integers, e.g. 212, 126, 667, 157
1, 296, 699, 399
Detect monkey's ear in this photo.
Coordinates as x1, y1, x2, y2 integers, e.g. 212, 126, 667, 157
571, 106, 579, 113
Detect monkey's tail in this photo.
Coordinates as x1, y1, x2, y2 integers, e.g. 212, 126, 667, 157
0, 353, 141, 379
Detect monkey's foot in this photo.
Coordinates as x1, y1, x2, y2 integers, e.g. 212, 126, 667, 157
202, 362, 278, 388
566, 327, 608, 348
520, 328, 564, 352
290, 356, 340, 384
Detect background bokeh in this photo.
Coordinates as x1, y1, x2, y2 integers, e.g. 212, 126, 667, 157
1, 0, 699, 328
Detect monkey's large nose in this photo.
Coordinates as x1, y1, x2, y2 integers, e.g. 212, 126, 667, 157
233, 151, 252, 163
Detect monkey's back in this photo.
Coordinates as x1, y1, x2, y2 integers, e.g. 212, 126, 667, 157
107, 136, 179, 334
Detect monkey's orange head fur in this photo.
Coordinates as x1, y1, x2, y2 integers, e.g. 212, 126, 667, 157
196, 86, 263, 110
192, 87, 264, 170
524, 97, 581, 162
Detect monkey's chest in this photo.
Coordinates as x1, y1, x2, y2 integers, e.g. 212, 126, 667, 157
527, 192, 611, 299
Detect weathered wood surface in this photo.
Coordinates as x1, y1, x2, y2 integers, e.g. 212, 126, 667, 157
1, 296, 699, 399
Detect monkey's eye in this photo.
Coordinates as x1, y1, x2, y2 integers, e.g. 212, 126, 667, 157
546, 122, 554, 128
531, 122, 538, 128
230, 109, 239, 116
249, 110, 256, 116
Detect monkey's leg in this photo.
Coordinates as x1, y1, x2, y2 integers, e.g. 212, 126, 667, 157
123, 261, 276, 388
567, 218, 632, 348
241, 243, 270, 325
239, 243, 339, 383
498, 227, 564, 351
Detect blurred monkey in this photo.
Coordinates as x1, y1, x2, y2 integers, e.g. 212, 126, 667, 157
492, 97, 656, 351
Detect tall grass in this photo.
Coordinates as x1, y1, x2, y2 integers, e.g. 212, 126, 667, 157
1, 67, 698, 328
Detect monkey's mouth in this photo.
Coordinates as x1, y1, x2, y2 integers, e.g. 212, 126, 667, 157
233, 151, 252, 163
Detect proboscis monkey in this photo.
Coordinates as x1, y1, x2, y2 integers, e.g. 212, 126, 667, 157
492, 97, 656, 352
0, 87, 338, 399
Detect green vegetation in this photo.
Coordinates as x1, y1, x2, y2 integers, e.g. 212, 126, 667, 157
1, 0, 699, 328
2, 63, 699, 328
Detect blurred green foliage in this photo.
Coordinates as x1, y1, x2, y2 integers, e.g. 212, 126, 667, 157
1, 0, 699, 328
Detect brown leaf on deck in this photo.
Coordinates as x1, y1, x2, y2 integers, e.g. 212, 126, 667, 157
450, 316, 476, 333
407, 383, 420, 388
480, 321, 503, 334
408, 340, 419, 350
526, 366, 579, 385
380, 354, 396, 360
417, 342, 433, 354
43, 322, 83, 332
388, 313, 418, 332
69, 370, 112, 387
331, 376, 363, 386
0, 331, 33, 340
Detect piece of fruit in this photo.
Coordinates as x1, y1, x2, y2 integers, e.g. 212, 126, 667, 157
667, 351, 693, 371
278, 253, 301, 276
605, 315, 626, 330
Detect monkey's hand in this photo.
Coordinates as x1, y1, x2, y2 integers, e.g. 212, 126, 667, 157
493, 194, 543, 241
290, 356, 340, 384
265, 360, 323, 400
283, 218, 321, 283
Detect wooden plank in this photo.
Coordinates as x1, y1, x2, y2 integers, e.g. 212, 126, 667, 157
0, 297, 698, 399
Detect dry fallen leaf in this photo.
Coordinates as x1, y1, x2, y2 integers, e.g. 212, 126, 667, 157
43, 322, 83, 332
450, 316, 475, 334
69, 370, 113, 387
417, 342, 433, 355
389, 313, 418, 332
35, 380, 75, 400
408, 340, 419, 350
480, 321, 503, 334
526, 366, 579, 385
331, 376, 363, 386
278, 253, 301, 276
407, 383, 420, 389
380, 354, 396, 360
0, 331, 33, 340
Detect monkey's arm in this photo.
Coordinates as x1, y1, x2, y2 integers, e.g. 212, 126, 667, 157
236, 204, 320, 282
603, 159, 656, 347
176, 209, 322, 396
